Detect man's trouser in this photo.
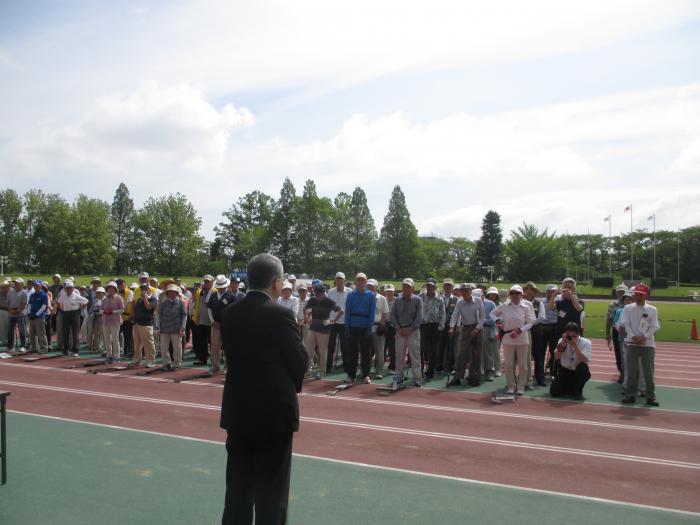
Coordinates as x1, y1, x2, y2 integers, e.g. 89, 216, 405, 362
160, 332, 182, 367
385, 325, 396, 370
90, 317, 103, 352
0, 310, 9, 347
327, 323, 347, 373
530, 326, 546, 385
550, 362, 591, 397
437, 327, 456, 372
346, 327, 372, 379
61, 311, 81, 354
210, 324, 223, 369
223, 431, 293, 525
53, 312, 63, 349
305, 330, 328, 376
7, 316, 27, 349
621, 342, 647, 393
625, 345, 655, 400
103, 324, 121, 360
120, 320, 132, 357
132, 324, 156, 364
395, 329, 421, 383
419, 323, 441, 377
299, 324, 309, 347
481, 325, 500, 375
192, 323, 211, 363
541, 325, 557, 376
454, 325, 482, 384
503, 343, 529, 393
28, 317, 49, 353
371, 328, 386, 377
611, 327, 623, 373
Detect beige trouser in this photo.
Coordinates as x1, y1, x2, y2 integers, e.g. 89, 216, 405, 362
395, 329, 421, 383
0, 310, 9, 346
54, 312, 63, 349
504, 344, 529, 393
305, 330, 328, 376
102, 324, 121, 359
160, 333, 183, 367
210, 324, 222, 369
29, 317, 49, 353
299, 324, 309, 346
132, 324, 156, 364
372, 331, 386, 376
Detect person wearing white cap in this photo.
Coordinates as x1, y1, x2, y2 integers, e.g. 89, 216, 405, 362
85, 277, 103, 353
49, 274, 64, 349
55, 280, 88, 356
7, 278, 28, 352
277, 281, 299, 317
131, 283, 158, 367
101, 282, 125, 363
523, 282, 546, 388
287, 275, 298, 296
343, 273, 376, 383
605, 283, 629, 382
207, 275, 234, 372
294, 284, 310, 345
0, 280, 10, 349
448, 283, 485, 386
390, 278, 423, 386
327, 272, 352, 374
490, 285, 536, 395
156, 284, 187, 370
367, 279, 389, 379
382, 284, 397, 370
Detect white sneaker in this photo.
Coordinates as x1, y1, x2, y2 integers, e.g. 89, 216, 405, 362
72, 352, 80, 357
363, 376, 372, 384
343, 375, 353, 383
494, 371, 502, 377
19, 347, 27, 353
506, 390, 515, 395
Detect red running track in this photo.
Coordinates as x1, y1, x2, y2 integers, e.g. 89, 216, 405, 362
1, 354, 699, 514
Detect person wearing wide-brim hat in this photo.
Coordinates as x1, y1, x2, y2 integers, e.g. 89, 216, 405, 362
101, 281, 125, 364
542, 284, 561, 381
155, 284, 187, 370
206, 275, 235, 373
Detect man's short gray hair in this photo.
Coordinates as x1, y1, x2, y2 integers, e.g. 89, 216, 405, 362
247, 253, 284, 291
562, 277, 576, 288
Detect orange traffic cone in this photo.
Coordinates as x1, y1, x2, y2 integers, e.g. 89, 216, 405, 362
691, 319, 699, 341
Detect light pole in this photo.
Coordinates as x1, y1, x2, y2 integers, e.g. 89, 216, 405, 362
625, 204, 633, 281
0, 256, 7, 277
677, 229, 681, 288
647, 214, 656, 280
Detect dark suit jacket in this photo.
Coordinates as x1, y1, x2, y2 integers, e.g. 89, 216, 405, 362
220, 290, 309, 437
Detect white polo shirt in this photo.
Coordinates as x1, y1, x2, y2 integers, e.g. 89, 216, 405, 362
617, 302, 660, 348
557, 336, 592, 371
327, 287, 352, 325
57, 291, 89, 312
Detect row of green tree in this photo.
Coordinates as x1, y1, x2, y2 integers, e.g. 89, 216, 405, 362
1, 182, 699, 282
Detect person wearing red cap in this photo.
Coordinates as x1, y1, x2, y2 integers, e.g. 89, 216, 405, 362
617, 283, 660, 406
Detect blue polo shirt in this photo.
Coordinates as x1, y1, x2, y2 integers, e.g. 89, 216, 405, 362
344, 289, 376, 329
28, 290, 49, 319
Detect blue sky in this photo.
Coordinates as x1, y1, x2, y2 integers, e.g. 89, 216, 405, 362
1, 1, 699, 241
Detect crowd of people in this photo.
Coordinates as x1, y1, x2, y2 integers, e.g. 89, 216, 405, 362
0, 270, 660, 405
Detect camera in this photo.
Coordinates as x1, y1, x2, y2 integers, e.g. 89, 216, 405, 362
566, 335, 573, 341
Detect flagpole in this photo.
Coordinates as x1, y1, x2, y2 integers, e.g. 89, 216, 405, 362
604, 215, 612, 277
677, 229, 681, 288
650, 214, 656, 280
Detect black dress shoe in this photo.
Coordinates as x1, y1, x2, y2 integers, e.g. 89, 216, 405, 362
621, 396, 636, 404
447, 378, 461, 387
646, 398, 660, 407
573, 395, 584, 401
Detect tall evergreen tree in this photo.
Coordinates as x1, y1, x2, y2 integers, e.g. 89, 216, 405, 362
111, 182, 134, 274
474, 210, 503, 277
270, 178, 298, 269
69, 195, 114, 274
378, 185, 419, 278
347, 187, 377, 273
329, 192, 353, 271
296, 180, 330, 274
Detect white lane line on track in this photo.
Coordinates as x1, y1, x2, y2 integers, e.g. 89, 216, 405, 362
1, 380, 698, 470
8, 410, 700, 518
1, 361, 699, 413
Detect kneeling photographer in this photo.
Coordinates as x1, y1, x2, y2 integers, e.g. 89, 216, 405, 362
550, 322, 591, 401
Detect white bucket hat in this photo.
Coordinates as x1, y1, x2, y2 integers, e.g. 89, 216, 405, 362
510, 284, 524, 294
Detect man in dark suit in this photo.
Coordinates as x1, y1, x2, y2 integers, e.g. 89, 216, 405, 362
220, 253, 308, 525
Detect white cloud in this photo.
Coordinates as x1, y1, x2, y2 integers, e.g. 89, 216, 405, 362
6, 81, 253, 176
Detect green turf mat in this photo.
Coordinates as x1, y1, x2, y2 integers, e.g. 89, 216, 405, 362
0, 413, 696, 524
